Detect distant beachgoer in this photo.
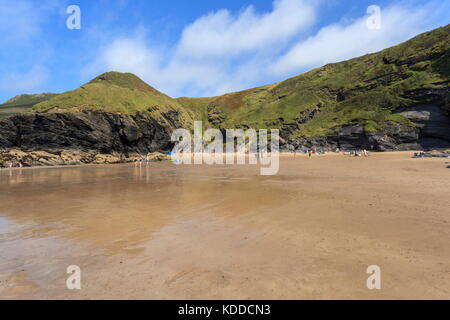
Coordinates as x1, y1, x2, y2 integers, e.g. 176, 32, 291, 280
308, 150, 312, 158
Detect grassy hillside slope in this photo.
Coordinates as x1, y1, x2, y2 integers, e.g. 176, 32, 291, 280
0, 93, 57, 118
187, 24, 449, 139
3, 25, 448, 144
34, 72, 195, 127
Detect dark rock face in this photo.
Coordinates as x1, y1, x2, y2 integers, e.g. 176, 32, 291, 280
284, 123, 422, 152
207, 105, 226, 126
280, 101, 450, 152
0, 111, 182, 154
1, 105, 449, 159
365, 124, 422, 151
278, 73, 450, 151
283, 118, 449, 152
396, 105, 450, 149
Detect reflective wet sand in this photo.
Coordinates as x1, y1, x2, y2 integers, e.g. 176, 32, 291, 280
1, 152, 449, 299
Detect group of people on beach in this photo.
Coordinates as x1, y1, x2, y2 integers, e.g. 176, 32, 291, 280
133, 153, 161, 165
350, 149, 370, 157
134, 156, 149, 165
294, 147, 370, 158
294, 147, 337, 158
1, 159, 24, 168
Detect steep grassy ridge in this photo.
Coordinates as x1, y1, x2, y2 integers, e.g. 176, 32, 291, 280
1, 25, 448, 154
34, 72, 195, 128
0, 93, 57, 118
193, 24, 449, 139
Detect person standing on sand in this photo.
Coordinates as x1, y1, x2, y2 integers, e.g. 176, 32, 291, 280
308, 150, 312, 158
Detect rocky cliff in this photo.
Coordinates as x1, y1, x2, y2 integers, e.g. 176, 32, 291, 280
280, 87, 450, 151
0, 25, 449, 166
0, 110, 186, 166
193, 25, 449, 152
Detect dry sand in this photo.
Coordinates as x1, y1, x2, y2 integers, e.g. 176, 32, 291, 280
0, 151, 449, 299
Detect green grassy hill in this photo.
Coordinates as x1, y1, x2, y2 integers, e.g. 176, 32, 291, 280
34, 72, 195, 127
2, 25, 448, 147
0, 93, 57, 118
185, 24, 449, 139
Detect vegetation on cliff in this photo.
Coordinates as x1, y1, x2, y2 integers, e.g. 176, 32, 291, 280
186, 24, 449, 139
33, 72, 195, 128
1, 25, 449, 148
0, 93, 57, 118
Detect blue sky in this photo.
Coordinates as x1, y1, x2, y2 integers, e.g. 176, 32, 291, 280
0, 0, 449, 102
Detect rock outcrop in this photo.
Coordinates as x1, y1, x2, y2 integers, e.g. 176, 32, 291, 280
0, 110, 184, 167
1, 26, 449, 164
0, 110, 182, 154
282, 123, 422, 152
396, 104, 450, 148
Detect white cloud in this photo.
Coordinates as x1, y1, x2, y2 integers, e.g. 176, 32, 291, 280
89, 0, 317, 97
102, 38, 161, 77
0, 66, 49, 93
176, 0, 316, 58
86, 36, 228, 97
271, 5, 435, 75
87, 0, 448, 98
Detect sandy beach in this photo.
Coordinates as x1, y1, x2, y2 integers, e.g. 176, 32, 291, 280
0, 151, 449, 299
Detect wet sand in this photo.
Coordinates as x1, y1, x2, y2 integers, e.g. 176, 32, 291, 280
0, 152, 449, 299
